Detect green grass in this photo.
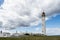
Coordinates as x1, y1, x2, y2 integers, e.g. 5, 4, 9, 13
0, 36, 60, 40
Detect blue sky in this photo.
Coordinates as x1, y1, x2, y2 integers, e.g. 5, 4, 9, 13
0, 0, 4, 6
46, 14, 60, 28
0, 0, 60, 35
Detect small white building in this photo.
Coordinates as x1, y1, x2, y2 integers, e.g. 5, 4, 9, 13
12, 33, 20, 37
3, 32, 11, 37
11, 31, 20, 37
0, 31, 11, 37
11, 31, 24, 37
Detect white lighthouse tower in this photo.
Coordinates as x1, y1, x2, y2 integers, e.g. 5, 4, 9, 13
41, 11, 46, 35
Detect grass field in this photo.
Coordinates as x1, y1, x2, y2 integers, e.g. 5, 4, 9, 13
0, 36, 60, 40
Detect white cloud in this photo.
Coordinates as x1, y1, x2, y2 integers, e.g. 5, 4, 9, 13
35, 27, 60, 35
0, 27, 60, 35
35, 28, 40, 31
0, 0, 60, 29
47, 28, 60, 35
0, 28, 10, 32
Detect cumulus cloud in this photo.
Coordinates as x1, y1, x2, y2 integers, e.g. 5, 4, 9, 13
47, 28, 60, 35
0, 0, 60, 30
34, 27, 60, 35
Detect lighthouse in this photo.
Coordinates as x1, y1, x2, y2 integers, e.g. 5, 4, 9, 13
41, 11, 46, 35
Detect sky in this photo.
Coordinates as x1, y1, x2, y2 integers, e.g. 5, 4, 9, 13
0, 0, 60, 35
